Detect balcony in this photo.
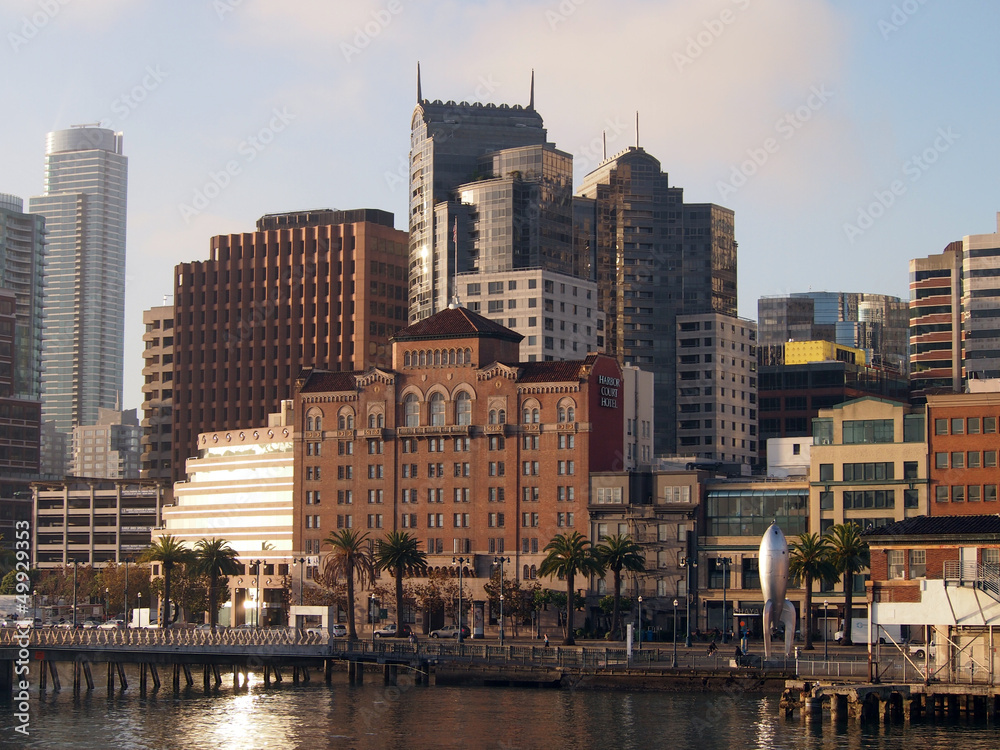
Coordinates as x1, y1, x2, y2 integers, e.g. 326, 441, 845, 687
943, 560, 1000, 602
397, 425, 471, 437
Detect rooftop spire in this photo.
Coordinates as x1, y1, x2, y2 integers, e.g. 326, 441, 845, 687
528, 68, 534, 110
416, 61, 422, 103
635, 111, 639, 148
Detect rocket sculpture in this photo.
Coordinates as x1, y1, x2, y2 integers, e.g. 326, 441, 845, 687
759, 522, 796, 659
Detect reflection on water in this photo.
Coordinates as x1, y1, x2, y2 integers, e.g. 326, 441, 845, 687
1, 668, 998, 750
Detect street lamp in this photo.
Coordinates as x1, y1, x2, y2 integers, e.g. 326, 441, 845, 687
493, 556, 510, 646
824, 600, 830, 661
124, 559, 129, 623
105, 587, 110, 622
672, 598, 679, 668
294, 557, 306, 606
679, 555, 698, 647
370, 592, 377, 646
72, 560, 78, 628
453, 557, 468, 644
137, 591, 142, 628
32, 590, 37, 624
717, 557, 732, 643
251, 559, 263, 627
637, 596, 643, 651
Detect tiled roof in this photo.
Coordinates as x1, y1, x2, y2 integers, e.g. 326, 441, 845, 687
863, 514, 1000, 540
297, 369, 359, 394
516, 360, 587, 383
392, 306, 523, 343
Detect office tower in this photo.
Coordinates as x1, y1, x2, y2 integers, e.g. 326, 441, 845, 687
171, 209, 408, 482
576, 145, 738, 456
676, 313, 757, 465
29, 126, 128, 435
757, 292, 909, 374
909, 242, 963, 394
140, 304, 174, 480
0, 193, 45, 399
962, 214, 1000, 380
70, 407, 141, 478
408, 69, 549, 321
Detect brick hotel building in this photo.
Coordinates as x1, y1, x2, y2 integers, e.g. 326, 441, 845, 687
293, 306, 625, 620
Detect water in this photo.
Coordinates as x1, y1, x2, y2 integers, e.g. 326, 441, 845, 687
1, 670, 996, 749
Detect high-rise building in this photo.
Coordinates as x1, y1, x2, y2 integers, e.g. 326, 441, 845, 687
29, 126, 128, 436
962, 214, 1000, 380
909, 242, 963, 394
140, 304, 174, 480
576, 146, 738, 456
0, 193, 45, 400
758, 292, 909, 374
408, 70, 549, 321
171, 209, 408, 482
70, 407, 141, 478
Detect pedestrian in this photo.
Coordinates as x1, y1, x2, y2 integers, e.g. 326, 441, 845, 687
544, 633, 549, 648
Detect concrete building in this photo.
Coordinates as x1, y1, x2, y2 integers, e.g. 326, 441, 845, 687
32, 478, 166, 567
140, 304, 174, 480
810, 397, 928, 539
926, 392, 1000, 512
161, 403, 295, 627
576, 146, 737, 455
70, 408, 141, 479
29, 126, 128, 437
459, 268, 603, 361
171, 208, 408, 482
909, 242, 963, 394
675, 313, 757, 466
622, 364, 654, 470
962, 213, 1000, 380
758, 292, 909, 374
0, 193, 45, 400
293, 306, 625, 632
766, 437, 812, 478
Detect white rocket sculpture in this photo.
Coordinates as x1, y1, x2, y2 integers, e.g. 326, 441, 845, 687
760, 522, 796, 659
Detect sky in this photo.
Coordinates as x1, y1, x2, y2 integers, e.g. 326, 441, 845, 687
3, 0, 999, 411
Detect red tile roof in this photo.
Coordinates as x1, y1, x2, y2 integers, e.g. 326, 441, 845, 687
863, 514, 1000, 539
392, 306, 523, 343
516, 360, 587, 383
297, 369, 360, 393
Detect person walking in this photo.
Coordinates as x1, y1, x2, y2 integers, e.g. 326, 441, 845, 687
544, 633, 550, 648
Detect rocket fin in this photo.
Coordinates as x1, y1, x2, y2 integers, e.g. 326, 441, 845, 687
780, 600, 797, 658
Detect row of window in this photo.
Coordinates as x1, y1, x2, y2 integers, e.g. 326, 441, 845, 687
934, 416, 998, 436
934, 484, 999, 503
934, 451, 998, 469
402, 348, 474, 368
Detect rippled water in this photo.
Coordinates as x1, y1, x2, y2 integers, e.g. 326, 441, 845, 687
1, 668, 996, 749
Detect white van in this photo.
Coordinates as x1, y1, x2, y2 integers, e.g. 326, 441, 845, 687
834, 619, 902, 645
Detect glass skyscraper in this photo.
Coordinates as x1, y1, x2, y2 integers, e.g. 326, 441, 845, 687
29, 126, 128, 435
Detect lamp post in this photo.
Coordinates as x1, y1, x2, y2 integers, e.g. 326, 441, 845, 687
124, 559, 129, 623
672, 598, 679, 668
679, 555, 697, 647
137, 591, 142, 628
637, 596, 643, 651
493, 555, 510, 646
105, 587, 109, 622
294, 557, 306, 606
717, 557, 732, 643
32, 590, 37, 624
824, 600, 830, 661
453, 556, 468, 644
370, 592, 377, 646
251, 559, 262, 627
72, 560, 78, 628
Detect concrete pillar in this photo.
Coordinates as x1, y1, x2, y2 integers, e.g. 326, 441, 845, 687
140, 663, 147, 694
831, 694, 848, 723
107, 662, 115, 693
325, 659, 332, 684
172, 664, 180, 692
263, 666, 271, 687
72, 661, 80, 695
150, 664, 160, 691
947, 694, 959, 719
804, 697, 823, 719
117, 663, 128, 690
182, 665, 193, 687
47, 661, 60, 691
39, 661, 46, 693
83, 662, 93, 691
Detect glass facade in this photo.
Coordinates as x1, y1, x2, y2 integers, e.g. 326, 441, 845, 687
706, 488, 808, 536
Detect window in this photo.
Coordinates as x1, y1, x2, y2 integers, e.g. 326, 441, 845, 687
935, 486, 949, 503
888, 550, 905, 580
904, 489, 919, 508
969, 452, 981, 469
935, 452, 948, 470
952, 452, 965, 469
987, 485, 998, 502
951, 418, 964, 435
429, 393, 445, 426
935, 418, 948, 435
819, 464, 833, 482
819, 491, 833, 510
909, 550, 926, 578
969, 417, 981, 434
952, 485, 965, 502
986, 451, 998, 468
842, 419, 894, 444
969, 485, 982, 502
903, 461, 918, 480
986, 417, 998, 434
404, 394, 419, 427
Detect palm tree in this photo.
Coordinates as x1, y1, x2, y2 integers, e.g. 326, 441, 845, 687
826, 523, 870, 646
595, 534, 645, 639
789, 532, 837, 650
538, 532, 605, 646
373, 531, 427, 635
140, 535, 195, 628
323, 528, 374, 639
191, 538, 242, 631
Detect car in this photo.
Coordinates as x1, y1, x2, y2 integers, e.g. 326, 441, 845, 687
331, 623, 348, 638
81, 620, 99, 629
374, 623, 412, 638
98, 619, 125, 630
429, 625, 471, 639
906, 642, 937, 660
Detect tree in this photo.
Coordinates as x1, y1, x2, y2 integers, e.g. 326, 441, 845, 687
789, 532, 837, 650
595, 534, 645, 639
374, 531, 427, 634
323, 528, 374, 639
191, 538, 242, 630
538, 532, 605, 645
826, 523, 870, 646
140, 535, 195, 628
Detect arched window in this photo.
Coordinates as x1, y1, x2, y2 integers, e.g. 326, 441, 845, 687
368, 414, 376, 429
434, 350, 441, 366
567, 406, 575, 422
419, 351, 426, 367
376, 413, 384, 428
449, 349, 456, 365
404, 394, 420, 427
557, 407, 566, 423
338, 415, 346, 429
403, 352, 411, 367
488, 410, 497, 425
523, 564, 530, 580
429, 393, 445, 426
498, 409, 506, 425
306, 415, 314, 431
455, 392, 472, 425
464, 348, 472, 364
530, 565, 537, 580
457, 349, 464, 365
523, 408, 531, 424
532, 408, 540, 424
347, 414, 354, 429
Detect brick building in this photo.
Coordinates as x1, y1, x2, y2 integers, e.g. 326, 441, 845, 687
293, 306, 625, 631
926, 392, 1000, 512
171, 209, 408, 482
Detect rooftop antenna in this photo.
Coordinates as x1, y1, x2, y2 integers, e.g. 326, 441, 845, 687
602, 130, 607, 161
416, 61, 422, 103
449, 216, 461, 309
635, 111, 639, 148
528, 68, 535, 110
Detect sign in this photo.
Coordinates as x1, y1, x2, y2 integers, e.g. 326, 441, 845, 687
598, 375, 620, 409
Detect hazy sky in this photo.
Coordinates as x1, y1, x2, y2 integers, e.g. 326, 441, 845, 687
3, 0, 998, 410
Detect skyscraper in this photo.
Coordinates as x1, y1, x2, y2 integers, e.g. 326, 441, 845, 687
29, 126, 128, 435
408, 69, 548, 320
576, 146, 738, 456
909, 242, 962, 393
962, 214, 1000, 380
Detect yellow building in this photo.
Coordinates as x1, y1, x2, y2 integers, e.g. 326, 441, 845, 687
785, 340, 867, 366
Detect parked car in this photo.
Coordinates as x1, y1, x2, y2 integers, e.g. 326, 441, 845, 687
81, 620, 99, 629
429, 625, 470, 639
98, 619, 125, 630
374, 623, 412, 638
906, 642, 937, 660
331, 623, 348, 638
